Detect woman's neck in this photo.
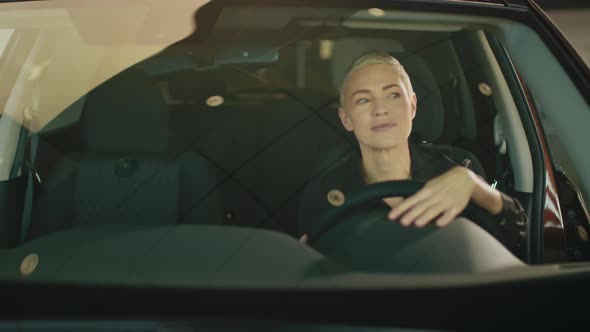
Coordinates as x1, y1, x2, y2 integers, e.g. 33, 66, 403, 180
360, 143, 412, 184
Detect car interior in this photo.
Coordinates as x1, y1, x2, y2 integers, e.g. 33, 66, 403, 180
0, 6, 537, 267
13, 38, 529, 238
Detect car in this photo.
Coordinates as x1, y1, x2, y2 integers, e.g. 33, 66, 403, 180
0, 0, 590, 330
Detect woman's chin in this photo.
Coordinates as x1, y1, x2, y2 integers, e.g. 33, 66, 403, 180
362, 140, 406, 152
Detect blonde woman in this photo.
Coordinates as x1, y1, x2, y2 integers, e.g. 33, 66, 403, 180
299, 51, 527, 258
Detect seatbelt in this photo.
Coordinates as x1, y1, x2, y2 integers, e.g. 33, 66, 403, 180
19, 133, 41, 243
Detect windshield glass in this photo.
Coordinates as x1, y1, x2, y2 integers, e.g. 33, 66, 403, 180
1, 0, 589, 288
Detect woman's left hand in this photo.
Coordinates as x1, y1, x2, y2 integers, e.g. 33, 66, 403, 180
387, 166, 477, 227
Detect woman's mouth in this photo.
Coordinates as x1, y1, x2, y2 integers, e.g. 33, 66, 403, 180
371, 123, 396, 132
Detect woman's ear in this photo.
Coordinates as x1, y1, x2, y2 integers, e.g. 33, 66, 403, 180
338, 107, 354, 131
410, 93, 417, 120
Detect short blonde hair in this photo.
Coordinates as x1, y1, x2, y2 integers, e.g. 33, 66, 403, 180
339, 50, 414, 107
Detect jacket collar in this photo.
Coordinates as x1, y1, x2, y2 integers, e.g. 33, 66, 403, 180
323, 142, 458, 195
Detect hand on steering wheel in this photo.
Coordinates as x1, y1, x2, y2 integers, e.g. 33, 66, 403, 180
388, 166, 477, 228
306, 166, 503, 246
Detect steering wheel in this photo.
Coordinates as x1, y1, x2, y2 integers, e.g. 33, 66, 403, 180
303, 179, 520, 273
307, 179, 484, 245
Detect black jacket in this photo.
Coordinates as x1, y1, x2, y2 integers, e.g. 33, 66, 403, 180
297, 143, 527, 258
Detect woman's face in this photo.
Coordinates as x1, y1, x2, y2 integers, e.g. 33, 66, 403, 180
339, 63, 417, 151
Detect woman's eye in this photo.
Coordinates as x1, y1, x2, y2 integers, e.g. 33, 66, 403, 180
389, 92, 400, 98
357, 98, 369, 104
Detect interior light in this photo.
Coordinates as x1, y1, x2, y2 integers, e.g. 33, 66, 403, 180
206, 95, 224, 107
319, 40, 334, 60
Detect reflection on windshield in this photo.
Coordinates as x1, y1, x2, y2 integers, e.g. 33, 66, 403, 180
0, 1, 541, 287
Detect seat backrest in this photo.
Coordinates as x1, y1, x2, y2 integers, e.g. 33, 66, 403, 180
28, 68, 213, 240
390, 52, 445, 143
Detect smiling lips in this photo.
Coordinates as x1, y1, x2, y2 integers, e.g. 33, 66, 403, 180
371, 122, 397, 132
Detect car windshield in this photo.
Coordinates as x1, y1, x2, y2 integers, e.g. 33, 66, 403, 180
1, 0, 590, 289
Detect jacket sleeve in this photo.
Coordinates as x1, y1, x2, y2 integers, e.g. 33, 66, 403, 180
448, 147, 528, 259
493, 192, 528, 259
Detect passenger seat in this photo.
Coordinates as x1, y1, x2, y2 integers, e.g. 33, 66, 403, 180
27, 68, 214, 240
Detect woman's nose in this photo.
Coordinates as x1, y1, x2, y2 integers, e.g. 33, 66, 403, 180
372, 98, 389, 116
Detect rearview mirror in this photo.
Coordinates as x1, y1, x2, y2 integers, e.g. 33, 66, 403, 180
142, 45, 279, 76
214, 46, 279, 64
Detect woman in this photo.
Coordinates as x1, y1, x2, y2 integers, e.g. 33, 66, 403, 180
298, 51, 527, 258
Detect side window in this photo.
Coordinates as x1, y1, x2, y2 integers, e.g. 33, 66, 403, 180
0, 29, 37, 180
0, 29, 20, 181
0, 29, 15, 115
530, 86, 587, 207
516, 68, 583, 192
0, 29, 13, 56
484, 27, 589, 213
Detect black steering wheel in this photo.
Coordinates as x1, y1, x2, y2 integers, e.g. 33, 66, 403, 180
303, 179, 520, 273
307, 179, 485, 245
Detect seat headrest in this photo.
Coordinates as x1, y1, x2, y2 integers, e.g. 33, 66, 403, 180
391, 52, 444, 143
331, 39, 444, 143
81, 68, 171, 153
